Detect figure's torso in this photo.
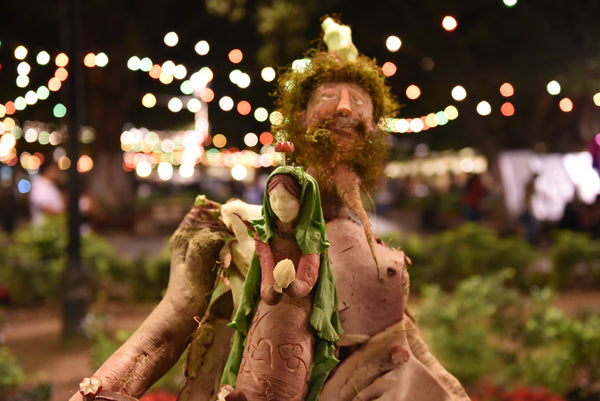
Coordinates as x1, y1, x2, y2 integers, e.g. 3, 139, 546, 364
235, 233, 315, 401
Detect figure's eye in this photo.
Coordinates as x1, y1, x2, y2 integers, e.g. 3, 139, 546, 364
320, 92, 339, 101
351, 96, 364, 105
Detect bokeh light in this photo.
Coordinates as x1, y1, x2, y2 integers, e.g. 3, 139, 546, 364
77, 155, 94, 172
163, 32, 179, 47
261, 67, 276, 82
451, 85, 467, 101
55, 53, 69, 67
228, 49, 243, 64
55, 67, 69, 81
406, 85, 421, 100
17, 61, 30, 75
386, 35, 402, 52
476, 101, 492, 116
95, 52, 108, 67
36, 50, 50, 65
83, 53, 96, 67
546, 80, 561, 95
149, 64, 161, 79
593, 92, 600, 107
187, 98, 202, 113
139, 57, 153, 72
14, 46, 28, 60
231, 164, 247, 181
200, 88, 215, 103
442, 16, 458, 31
259, 131, 273, 145
499, 82, 514, 97
168, 98, 183, 112
195, 40, 210, 56
244, 132, 258, 147
254, 107, 269, 122
559, 97, 573, 112
37, 86, 50, 100
16, 75, 29, 88
237, 100, 251, 115
142, 93, 157, 108
445, 105, 459, 120
136, 160, 152, 178
213, 134, 227, 148
382, 61, 397, 77
179, 163, 195, 178
421, 57, 435, 71
48, 77, 61, 91
157, 162, 173, 180
219, 96, 234, 111
501, 102, 515, 116
53, 103, 67, 118
127, 56, 141, 71
503, 0, 518, 6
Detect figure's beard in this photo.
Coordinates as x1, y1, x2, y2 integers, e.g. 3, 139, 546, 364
292, 119, 390, 192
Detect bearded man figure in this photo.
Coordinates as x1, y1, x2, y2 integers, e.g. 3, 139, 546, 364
69, 17, 469, 401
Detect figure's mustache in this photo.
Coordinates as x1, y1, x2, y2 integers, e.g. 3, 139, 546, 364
313, 118, 370, 136
332, 116, 359, 129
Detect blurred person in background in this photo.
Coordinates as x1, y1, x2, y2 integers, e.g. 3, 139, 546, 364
462, 174, 487, 222
29, 159, 65, 225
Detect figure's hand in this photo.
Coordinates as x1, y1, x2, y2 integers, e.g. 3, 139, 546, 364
273, 259, 295, 293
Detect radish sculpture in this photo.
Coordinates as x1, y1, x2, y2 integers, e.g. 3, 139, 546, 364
69, 17, 470, 401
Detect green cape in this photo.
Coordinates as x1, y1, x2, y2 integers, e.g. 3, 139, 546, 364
220, 166, 342, 401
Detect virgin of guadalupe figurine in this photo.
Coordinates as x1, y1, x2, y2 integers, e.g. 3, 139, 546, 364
219, 165, 342, 401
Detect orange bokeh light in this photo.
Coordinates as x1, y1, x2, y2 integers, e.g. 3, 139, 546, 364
149, 64, 162, 79
500, 102, 515, 116
228, 49, 243, 64
406, 84, 421, 100
5, 101, 16, 115
78, 155, 94, 172
559, 97, 573, 112
48, 77, 62, 91
259, 131, 273, 146
200, 88, 215, 103
55, 67, 69, 81
236, 100, 251, 115
55, 52, 69, 67
382, 61, 397, 77
83, 53, 96, 68
499, 82, 514, 97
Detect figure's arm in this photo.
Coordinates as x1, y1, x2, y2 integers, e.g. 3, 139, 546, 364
255, 240, 282, 305
69, 199, 229, 401
286, 253, 319, 298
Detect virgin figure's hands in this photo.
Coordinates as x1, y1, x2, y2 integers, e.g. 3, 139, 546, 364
273, 259, 295, 292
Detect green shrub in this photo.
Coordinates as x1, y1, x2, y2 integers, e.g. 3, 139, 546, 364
399, 223, 539, 291
127, 241, 170, 301
549, 230, 600, 289
0, 346, 25, 390
417, 269, 600, 395
0, 216, 131, 305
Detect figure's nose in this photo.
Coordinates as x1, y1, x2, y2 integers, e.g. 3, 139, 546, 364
336, 88, 352, 116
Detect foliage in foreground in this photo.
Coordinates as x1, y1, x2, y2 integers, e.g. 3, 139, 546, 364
0, 318, 50, 400
417, 269, 600, 398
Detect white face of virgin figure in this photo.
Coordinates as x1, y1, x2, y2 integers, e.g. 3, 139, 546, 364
269, 184, 301, 224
